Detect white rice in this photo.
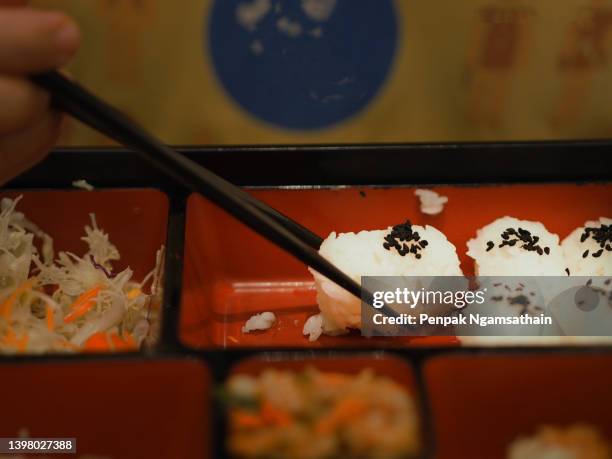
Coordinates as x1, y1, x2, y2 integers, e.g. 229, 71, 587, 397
414, 189, 448, 215
241, 312, 276, 333
72, 179, 94, 191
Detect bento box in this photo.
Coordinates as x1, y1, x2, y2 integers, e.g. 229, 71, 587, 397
1, 141, 610, 458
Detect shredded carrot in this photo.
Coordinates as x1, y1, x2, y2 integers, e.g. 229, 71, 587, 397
261, 400, 293, 427
45, 305, 54, 331
126, 288, 141, 300
0, 279, 35, 320
1, 327, 29, 353
1, 327, 16, 346
227, 336, 239, 344
315, 397, 367, 434
110, 332, 137, 351
83, 332, 111, 351
83, 331, 137, 352
233, 410, 265, 429
16, 333, 28, 352
63, 286, 101, 323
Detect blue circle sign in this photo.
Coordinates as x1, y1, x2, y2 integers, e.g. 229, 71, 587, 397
208, 0, 398, 129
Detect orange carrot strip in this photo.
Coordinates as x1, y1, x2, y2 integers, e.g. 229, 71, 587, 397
46, 305, 54, 331
126, 288, 141, 300
1, 328, 28, 353
0, 279, 34, 320
110, 332, 137, 351
1, 327, 16, 346
16, 333, 28, 353
232, 410, 265, 429
84, 331, 137, 352
315, 397, 367, 434
261, 400, 293, 427
63, 286, 101, 323
83, 332, 111, 351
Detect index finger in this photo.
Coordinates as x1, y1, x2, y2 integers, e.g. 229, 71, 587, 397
0, 7, 80, 74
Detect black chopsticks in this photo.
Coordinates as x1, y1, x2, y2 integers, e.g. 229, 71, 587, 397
31, 71, 369, 303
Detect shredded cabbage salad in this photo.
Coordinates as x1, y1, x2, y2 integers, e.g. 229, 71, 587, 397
0, 196, 164, 354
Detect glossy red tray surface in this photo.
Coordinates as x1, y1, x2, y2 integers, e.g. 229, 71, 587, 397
0, 359, 210, 458
180, 183, 611, 348
0, 189, 168, 279
425, 353, 612, 458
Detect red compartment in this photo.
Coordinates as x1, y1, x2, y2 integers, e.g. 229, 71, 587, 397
0, 358, 210, 458
229, 354, 423, 457
0, 189, 168, 280
180, 183, 611, 348
0, 189, 168, 353
424, 353, 612, 459
231, 354, 418, 384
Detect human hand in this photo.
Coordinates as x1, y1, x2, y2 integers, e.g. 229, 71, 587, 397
0, 1, 80, 185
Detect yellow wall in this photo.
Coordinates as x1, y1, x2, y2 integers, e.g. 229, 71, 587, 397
35, 0, 612, 145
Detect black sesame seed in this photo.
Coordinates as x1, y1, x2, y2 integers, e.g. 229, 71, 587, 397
583, 250, 589, 258
491, 296, 503, 301
415, 253, 421, 259
544, 247, 550, 255
593, 249, 604, 258
565, 268, 570, 275
486, 241, 494, 251
536, 247, 543, 255
508, 294, 530, 307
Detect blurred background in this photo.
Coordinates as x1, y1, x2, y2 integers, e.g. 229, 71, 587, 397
34, 0, 612, 146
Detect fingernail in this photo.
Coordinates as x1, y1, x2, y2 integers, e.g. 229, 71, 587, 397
54, 21, 80, 62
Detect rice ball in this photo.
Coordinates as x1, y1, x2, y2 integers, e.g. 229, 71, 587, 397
467, 216, 566, 276
562, 217, 611, 276
310, 221, 463, 333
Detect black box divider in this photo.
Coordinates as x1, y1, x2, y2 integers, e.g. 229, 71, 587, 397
158, 187, 189, 352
